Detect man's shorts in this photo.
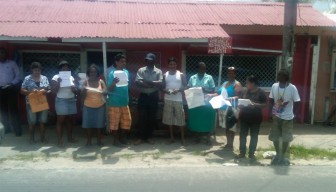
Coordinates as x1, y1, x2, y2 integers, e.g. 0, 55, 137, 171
269, 115, 294, 142
108, 106, 132, 131
162, 100, 185, 126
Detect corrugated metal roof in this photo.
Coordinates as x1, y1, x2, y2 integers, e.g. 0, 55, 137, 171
0, 0, 334, 39
0, 23, 228, 39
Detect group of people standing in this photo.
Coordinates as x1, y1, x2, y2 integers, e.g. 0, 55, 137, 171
0, 47, 300, 165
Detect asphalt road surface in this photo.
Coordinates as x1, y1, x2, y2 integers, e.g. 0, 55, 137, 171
0, 166, 335, 192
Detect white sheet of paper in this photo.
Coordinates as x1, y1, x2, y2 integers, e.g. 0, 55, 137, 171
113, 70, 128, 87
209, 95, 232, 109
77, 73, 87, 89
59, 71, 72, 87
184, 87, 205, 109
238, 99, 253, 106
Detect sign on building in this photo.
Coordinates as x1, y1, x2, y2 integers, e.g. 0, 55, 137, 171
208, 37, 232, 54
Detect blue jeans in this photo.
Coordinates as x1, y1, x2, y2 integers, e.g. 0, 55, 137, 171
239, 121, 261, 155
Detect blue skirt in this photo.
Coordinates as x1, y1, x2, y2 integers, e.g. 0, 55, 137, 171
82, 105, 106, 128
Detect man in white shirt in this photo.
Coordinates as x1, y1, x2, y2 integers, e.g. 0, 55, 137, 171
162, 57, 187, 145
269, 69, 300, 166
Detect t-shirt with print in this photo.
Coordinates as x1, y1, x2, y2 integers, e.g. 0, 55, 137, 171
240, 88, 267, 123
269, 82, 300, 120
21, 75, 50, 104
107, 69, 129, 107
52, 74, 75, 99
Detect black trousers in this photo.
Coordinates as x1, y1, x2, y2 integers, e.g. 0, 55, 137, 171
239, 120, 261, 156
137, 92, 159, 140
0, 85, 22, 134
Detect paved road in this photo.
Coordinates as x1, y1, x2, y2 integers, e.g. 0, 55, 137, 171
0, 166, 335, 192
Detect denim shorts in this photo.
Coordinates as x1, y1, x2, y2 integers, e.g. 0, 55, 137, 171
55, 97, 77, 115
26, 104, 48, 125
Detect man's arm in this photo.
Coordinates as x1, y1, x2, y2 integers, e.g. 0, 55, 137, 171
135, 69, 152, 88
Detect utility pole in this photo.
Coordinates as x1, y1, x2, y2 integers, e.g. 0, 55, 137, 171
281, 0, 298, 71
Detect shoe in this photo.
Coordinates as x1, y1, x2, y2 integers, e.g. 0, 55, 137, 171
248, 154, 257, 161
15, 132, 22, 137
278, 157, 290, 166
235, 153, 245, 159
271, 155, 280, 166
223, 144, 234, 151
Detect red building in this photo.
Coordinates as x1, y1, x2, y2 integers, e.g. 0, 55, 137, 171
0, 0, 335, 124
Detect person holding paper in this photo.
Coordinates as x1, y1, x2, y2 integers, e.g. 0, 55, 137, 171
107, 54, 132, 147
21, 62, 50, 144
236, 75, 267, 160
81, 64, 107, 147
134, 53, 163, 145
51, 60, 77, 147
161, 57, 187, 145
268, 69, 300, 166
0, 47, 22, 136
217, 66, 242, 151
187, 62, 216, 143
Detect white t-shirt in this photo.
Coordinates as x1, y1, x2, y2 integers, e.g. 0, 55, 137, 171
52, 74, 75, 99
164, 71, 183, 102
269, 82, 300, 120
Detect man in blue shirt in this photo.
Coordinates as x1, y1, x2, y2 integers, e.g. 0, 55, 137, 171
0, 47, 22, 136
107, 54, 131, 147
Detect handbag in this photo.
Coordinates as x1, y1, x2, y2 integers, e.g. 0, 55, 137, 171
225, 98, 239, 131
29, 92, 49, 113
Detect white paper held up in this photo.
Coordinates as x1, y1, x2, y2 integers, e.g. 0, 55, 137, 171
113, 70, 128, 87
184, 87, 205, 109
238, 99, 253, 106
59, 71, 73, 87
209, 95, 232, 109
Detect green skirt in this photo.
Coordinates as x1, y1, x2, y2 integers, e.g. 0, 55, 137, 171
188, 105, 216, 133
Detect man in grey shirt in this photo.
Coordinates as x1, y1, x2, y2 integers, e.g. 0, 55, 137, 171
134, 53, 163, 145
0, 47, 22, 136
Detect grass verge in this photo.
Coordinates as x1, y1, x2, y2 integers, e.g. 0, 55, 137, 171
257, 145, 336, 160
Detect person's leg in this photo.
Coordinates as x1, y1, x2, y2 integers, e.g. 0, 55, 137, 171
162, 100, 174, 144
0, 89, 11, 133
66, 115, 76, 143
7, 86, 22, 136
39, 110, 48, 143
119, 106, 132, 145
180, 126, 185, 145
175, 101, 186, 145
225, 129, 235, 149
248, 122, 261, 159
269, 116, 282, 165
238, 121, 248, 157
278, 119, 294, 166
56, 115, 65, 146
86, 128, 92, 146
146, 93, 159, 143
135, 94, 148, 144
26, 104, 36, 143
109, 107, 123, 146
96, 128, 103, 146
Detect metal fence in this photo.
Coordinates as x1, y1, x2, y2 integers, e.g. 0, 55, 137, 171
21, 52, 81, 80
186, 55, 278, 88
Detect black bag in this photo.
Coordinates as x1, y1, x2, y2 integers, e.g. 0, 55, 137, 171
225, 107, 238, 129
